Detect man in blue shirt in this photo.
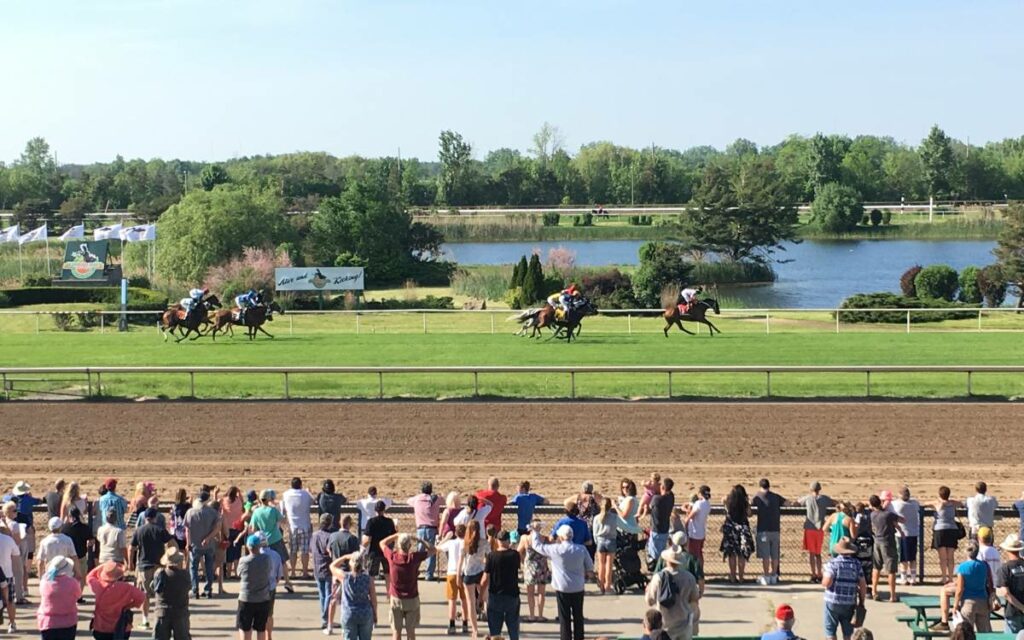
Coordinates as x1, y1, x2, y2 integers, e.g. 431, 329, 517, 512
760, 604, 799, 640
551, 497, 591, 549
510, 481, 546, 534
98, 478, 129, 529
822, 538, 866, 640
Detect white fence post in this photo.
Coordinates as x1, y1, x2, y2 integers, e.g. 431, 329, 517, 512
627, 314, 632, 335
765, 312, 770, 335
490, 314, 495, 335
977, 309, 982, 332
906, 310, 911, 334
835, 311, 840, 334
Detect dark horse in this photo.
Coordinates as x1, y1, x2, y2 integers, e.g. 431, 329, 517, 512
209, 301, 284, 341
662, 298, 721, 337
160, 295, 222, 342
511, 298, 598, 342
552, 298, 599, 343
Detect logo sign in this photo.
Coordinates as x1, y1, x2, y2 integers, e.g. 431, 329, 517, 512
274, 267, 364, 291
60, 241, 109, 281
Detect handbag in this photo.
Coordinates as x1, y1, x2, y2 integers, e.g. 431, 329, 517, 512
955, 519, 967, 540
853, 602, 867, 627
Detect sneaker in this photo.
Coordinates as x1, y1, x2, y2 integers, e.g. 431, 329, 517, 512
928, 621, 949, 632
771, 574, 780, 585
7, 622, 16, 633
462, 623, 469, 634
447, 627, 458, 635
142, 618, 151, 629
323, 628, 332, 636
757, 576, 769, 586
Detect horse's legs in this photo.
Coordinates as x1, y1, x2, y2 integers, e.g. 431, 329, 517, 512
175, 327, 192, 343
256, 325, 274, 339
676, 320, 695, 335
703, 319, 721, 335
663, 319, 671, 337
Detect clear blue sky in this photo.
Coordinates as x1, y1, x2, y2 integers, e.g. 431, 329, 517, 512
2, 1, 1021, 164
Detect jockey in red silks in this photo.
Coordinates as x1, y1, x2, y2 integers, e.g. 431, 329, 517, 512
678, 285, 703, 315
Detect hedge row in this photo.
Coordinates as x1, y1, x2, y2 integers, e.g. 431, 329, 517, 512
287, 295, 455, 311
837, 292, 976, 323
0, 287, 168, 308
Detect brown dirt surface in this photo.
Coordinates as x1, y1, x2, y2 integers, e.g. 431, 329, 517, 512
4, 401, 1022, 503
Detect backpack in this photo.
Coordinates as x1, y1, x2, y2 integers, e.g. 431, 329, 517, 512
655, 570, 679, 608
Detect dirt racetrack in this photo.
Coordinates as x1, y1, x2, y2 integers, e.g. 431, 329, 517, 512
4, 401, 1022, 502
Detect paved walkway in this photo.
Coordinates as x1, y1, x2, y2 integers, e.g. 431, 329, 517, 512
12, 576, 969, 639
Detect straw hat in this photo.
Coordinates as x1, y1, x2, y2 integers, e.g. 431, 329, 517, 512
660, 547, 687, 566
97, 561, 124, 583
832, 538, 858, 555
1000, 533, 1024, 553
12, 481, 30, 496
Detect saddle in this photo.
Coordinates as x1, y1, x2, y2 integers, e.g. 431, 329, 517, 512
554, 308, 566, 321
677, 303, 689, 315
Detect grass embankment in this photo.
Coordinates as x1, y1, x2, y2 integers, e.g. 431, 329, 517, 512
2, 313, 1024, 399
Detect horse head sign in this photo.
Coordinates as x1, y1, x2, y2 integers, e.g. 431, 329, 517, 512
274, 267, 364, 292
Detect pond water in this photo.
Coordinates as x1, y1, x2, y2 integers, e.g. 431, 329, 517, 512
441, 239, 1000, 308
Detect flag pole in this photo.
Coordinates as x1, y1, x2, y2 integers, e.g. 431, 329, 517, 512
45, 236, 52, 278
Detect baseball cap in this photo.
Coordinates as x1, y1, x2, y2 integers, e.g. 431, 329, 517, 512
104, 477, 118, 489
144, 507, 159, 520
48, 517, 63, 532
246, 533, 264, 548
556, 524, 574, 540
775, 604, 794, 621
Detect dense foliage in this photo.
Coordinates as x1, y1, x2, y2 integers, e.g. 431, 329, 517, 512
809, 183, 864, 232
994, 203, 1024, 306
899, 265, 922, 297
838, 292, 974, 323
632, 242, 694, 308
914, 264, 960, 301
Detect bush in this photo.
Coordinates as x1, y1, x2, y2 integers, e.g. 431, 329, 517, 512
632, 242, 693, 308
361, 296, 454, 310
450, 266, 514, 301
0, 292, 9, 308
21, 276, 52, 287
900, 265, 922, 297
882, 210, 892, 225
810, 183, 864, 233
958, 266, 982, 304
977, 264, 1008, 307
869, 209, 883, 227
504, 286, 525, 310
572, 212, 593, 227
0, 287, 167, 307
520, 254, 545, 304
580, 269, 638, 308
542, 212, 561, 227
52, 313, 77, 331
629, 215, 653, 226
838, 292, 975, 323
204, 246, 292, 301
914, 264, 959, 301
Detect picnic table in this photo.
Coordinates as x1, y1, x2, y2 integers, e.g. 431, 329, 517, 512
901, 595, 1009, 639
902, 595, 942, 628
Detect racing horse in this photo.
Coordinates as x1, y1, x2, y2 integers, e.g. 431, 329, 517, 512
551, 298, 598, 343
160, 295, 222, 342
662, 298, 721, 337
209, 301, 284, 341
510, 297, 598, 341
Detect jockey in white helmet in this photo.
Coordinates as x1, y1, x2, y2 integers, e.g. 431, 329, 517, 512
179, 286, 209, 322
678, 285, 703, 314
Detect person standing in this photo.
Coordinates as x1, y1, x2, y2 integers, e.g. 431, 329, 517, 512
316, 481, 346, 532
328, 516, 359, 561
381, 532, 432, 640
518, 520, 550, 624
647, 478, 675, 568
481, 530, 521, 640
760, 604, 799, 640
551, 498, 591, 554
282, 477, 315, 580
237, 534, 273, 640
130, 508, 173, 600
868, 494, 902, 602
530, 524, 594, 640
822, 538, 867, 640
60, 508, 92, 590
966, 481, 997, 538
752, 478, 788, 586
357, 487, 390, 534
796, 482, 833, 584
96, 508, 128, 565
248, 489, 294, 594
327, 552, 377, 640
43, 480, 66, 520
36, 555, 80, 640
152, 546, 191, 640
365, 502, 397, 587
37, 518, 77, 581
87, 561, 149, 640
592, 498, 626, 594
510, 482, 546, 535
456, 521, 489, 638
438, 524, 469, 635
407, 482, 442, 581
185, 490, 220, 599
311, 514, 335, 630
720, 485, 754, 584
476, 478, 507, 532
684, 486, 711, 565
891, 486, 921, 585
644, 547, 699, 640
617, 480, 641, 537
998, 533, 1024, 635
97, 478, 129, 529
932, 486, 964, 584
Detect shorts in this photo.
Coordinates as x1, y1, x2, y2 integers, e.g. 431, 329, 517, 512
463, 571, 483, 586
290, 527, 311, 556
236, 600, 271, 632
269, 540, 289, 566
872, 539, 898, 573
389, 596, 420, 632
933, 528, 959, 550
687, 538, 705, 559
960, 598, 992, 633
824, 602, 855, 639
445, 575, 465, 601
803, 529, 825, 555
596, 538, 617, 554
898, 536, 918, 563
755, 531, 781, 561
367, 554, 389, 578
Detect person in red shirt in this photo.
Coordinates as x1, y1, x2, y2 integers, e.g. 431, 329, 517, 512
87, 561, 149, 639
476, 478, 507, 533
380, 533, 433, 640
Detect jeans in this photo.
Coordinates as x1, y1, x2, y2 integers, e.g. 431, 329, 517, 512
487, 593, 521, 640
555, 591, 585, 640
154, 610, 191, 640
189, 544, 215, 594
417, 526, 439, 579
647, 532, 669, 569
823, 602, 855, 639
1006, 612, 1024, 634
342, 611, 373, 640
317, 577, 332, 623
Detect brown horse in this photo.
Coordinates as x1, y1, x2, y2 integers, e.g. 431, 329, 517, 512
160, 295, 221, 342
209, 301, 284, 341
510, 298, 598, 341
662, 298, 721, 337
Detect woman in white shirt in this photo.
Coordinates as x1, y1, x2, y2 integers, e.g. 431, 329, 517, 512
438, 524, 469, 635
456, 520, 489, 637
453, 495, 492, 531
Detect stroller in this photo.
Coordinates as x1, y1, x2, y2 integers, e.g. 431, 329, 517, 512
612, 532, 648, 594
854, 534, 875, 593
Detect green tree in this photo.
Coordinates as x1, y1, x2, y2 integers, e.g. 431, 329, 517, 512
8, 137, 62, 206
993, 203, 1024, 308
632, 242, 693, 308
841, 136, 897, 201
809, 182, 864, 233
200, 164, 229, 191
920, 125, 957, 199
977, 264, 1007, 307
156, 187, 289, 283
530, 122, 564, 165
914, 264, 959, 301
521, 253, 545, 303
511, 255, 528, 289
437, 130, 474, 205
809, 133, 850, 191
958, 265, 982, 304
882, 147, 927, 200
686, 157, 799, 264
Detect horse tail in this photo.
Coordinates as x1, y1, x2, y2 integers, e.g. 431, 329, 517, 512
506, 309, 537, 323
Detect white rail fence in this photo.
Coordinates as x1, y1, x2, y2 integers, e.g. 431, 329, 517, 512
0, 364, 1019, 400
1, 306, 1022, 335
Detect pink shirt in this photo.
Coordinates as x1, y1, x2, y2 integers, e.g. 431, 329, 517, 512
87, 569, 145, 634
36, 575, 82, 631
407, 494, 443, 528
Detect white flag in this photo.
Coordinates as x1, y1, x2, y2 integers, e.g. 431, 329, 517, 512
0, 225, 18, 244
94, 223, 123, 241
18, 223, 47, 245
60, 224, 85, 241
119, 224, 156, 242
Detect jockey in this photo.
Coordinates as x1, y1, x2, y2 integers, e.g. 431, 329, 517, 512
678, 285, 703, 314
235, 288, 260, 322
179, 286, 209, 322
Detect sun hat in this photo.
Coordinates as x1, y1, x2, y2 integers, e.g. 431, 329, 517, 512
832, 538, 858, 555
660, 547, 686, 566
246, 533, 264, 548
97, 561, 124, 583
775, 604, 795, 621
556, 524, 574, 540
1001, 534, 1024, 553
161, 547, 184, 567
670, 529, 689, 547
12, 481, 30, 496
45, 555, 75, 580
47, 517, 63, 532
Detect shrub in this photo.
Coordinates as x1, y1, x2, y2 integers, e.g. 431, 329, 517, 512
958, 266, 982, 304
0, 287, 167, 307
809, 183, 864, 233
882, 210, 892, 225
504, 286, 525, 310
541, 212, 561, 227
914, 264, 959, 301
52, 313, 77, 331
581, 268, 637, 309
629, 215, 653, 226
0, 292, 9, 308
977, 264, 1007, 307
545, 246, 576, 275
449, 266, 513, 300
204, 246, 292, 301
520, 254, 545, 304
869, 209, 883, 227
360, 296, 454, 310
838, 292, 975, 323
571, 212, 593, 227
632, 242, 693, 308
900, 265, 922, 297
21, 276, 52, 287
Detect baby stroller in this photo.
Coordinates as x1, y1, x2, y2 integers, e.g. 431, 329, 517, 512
612, 532, 648, 594
854, 534, 875, 593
